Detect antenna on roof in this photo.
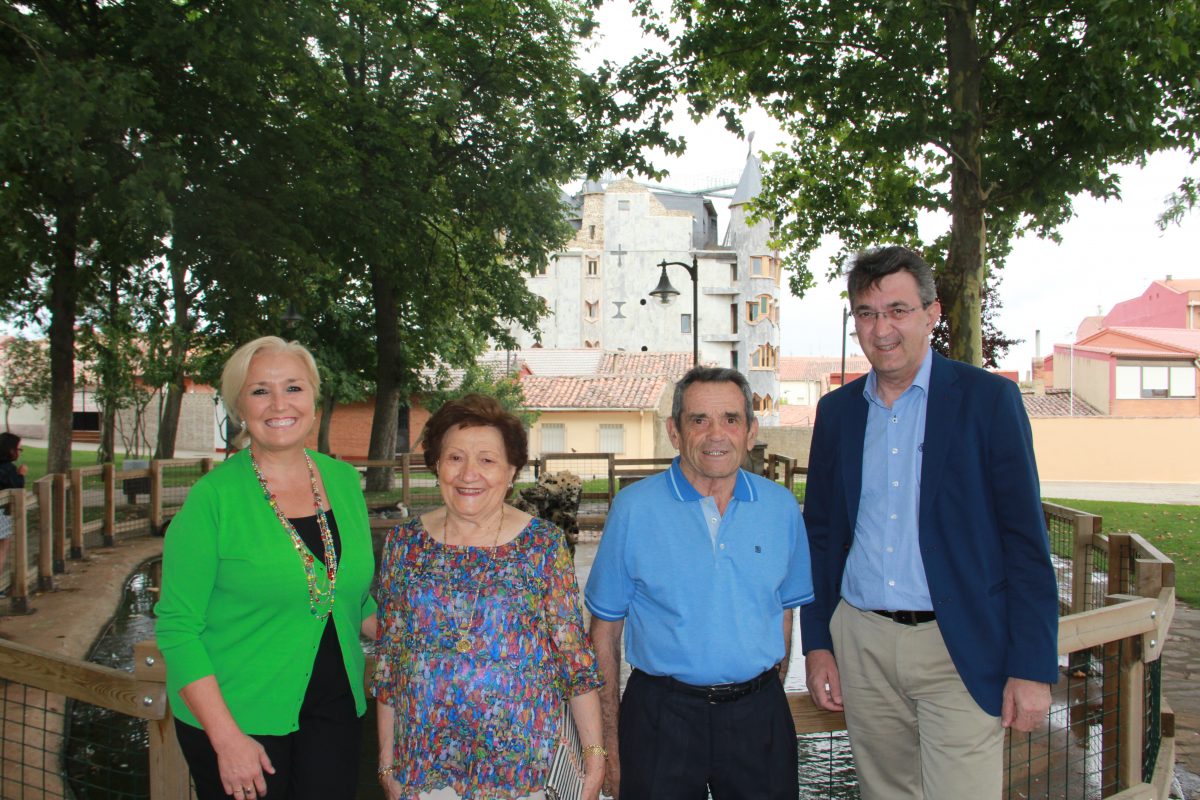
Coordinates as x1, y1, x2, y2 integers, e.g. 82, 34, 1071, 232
747, 131, 755, 158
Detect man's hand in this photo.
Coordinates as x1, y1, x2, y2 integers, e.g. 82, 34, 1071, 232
1001, 677, 1051, 733
805, 649, 843, 713
590, 617, 624, 798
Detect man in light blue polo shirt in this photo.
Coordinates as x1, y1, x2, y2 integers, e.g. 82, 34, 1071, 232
586, 366, 813, 800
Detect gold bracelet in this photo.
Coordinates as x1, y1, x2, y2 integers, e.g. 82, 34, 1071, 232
581, 744, 608, 759
377, 764, 398, 778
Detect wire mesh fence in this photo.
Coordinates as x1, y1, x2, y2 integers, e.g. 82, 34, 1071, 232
0, 682, 70, 799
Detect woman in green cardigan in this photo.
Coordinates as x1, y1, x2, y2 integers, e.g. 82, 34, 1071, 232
156, 337, 377, 800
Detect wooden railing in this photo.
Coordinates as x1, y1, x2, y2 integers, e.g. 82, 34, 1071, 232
1, 458, 213, 615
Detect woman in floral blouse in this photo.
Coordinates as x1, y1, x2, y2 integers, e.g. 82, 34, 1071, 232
374, 394, 605, 800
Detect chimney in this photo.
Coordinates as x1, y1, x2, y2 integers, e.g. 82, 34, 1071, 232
1030, 329, 1046, 395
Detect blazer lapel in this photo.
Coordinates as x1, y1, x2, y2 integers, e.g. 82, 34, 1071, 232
920, 353, 962, 524
841, 389, 868, 529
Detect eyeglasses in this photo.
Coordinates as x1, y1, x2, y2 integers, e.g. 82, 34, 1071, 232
852, 305, 924, 324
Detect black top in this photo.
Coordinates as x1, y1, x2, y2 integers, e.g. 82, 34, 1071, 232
0, 461, 24, 491
288, 510, 356, 720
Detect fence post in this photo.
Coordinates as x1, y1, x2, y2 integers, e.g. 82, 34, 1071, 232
52, 473, 66, 572
150, 460, 164, 535
606, 454, 616, 506
7, 489, 31, 614
135, 641, 192, 799
69, 468, 84, 559
200, 457, 214, 475
36, 477, 55, 591
1071, 513, 1093, 615
102, 463, 116, 547
401, 453, 412, 510
1118, 634, 1146, 790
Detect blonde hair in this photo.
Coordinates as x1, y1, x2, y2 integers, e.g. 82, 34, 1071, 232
221, 336, 321, 449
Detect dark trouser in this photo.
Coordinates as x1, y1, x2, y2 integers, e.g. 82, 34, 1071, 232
176, 623, 362, 800
618, 669, 798, 800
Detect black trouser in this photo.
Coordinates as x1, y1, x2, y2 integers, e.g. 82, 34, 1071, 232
618, 669, 799, 800
176, 622, 362, 800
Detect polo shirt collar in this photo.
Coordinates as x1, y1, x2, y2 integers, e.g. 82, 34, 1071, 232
665, 456, 758, 502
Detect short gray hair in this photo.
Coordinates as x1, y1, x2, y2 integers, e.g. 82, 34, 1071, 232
671, 366, 754, 428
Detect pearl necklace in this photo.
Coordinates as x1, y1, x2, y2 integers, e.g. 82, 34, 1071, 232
250, 448, 338, 619
442, 507, 505, 654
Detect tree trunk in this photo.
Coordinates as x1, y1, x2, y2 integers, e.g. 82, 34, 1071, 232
155, 256, 190, 459
943, 0, 986, 367
46, 205, 80, 477
318, 392, 336, 455
366, 264, 400, 492
98, 407, 116, 464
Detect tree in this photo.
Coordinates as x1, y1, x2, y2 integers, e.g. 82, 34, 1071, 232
304, 1, 605, 489
421, 363, 537, 428
0, 2, 178, 473
610, 0, 1200, 364
0, 337, 51, 430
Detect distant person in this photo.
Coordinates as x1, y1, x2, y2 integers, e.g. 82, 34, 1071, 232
801, 246, 1059, 799
373, 393, 605, 800
155, 337, 377, 800
586, 366, 814, 800
0, 432, 27, 597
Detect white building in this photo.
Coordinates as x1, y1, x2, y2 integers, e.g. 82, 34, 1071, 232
511, 155, 782, 423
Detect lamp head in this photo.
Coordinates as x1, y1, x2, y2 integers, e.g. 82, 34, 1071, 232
650, 264, 680, 305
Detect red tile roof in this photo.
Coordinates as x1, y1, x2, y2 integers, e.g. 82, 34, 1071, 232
600, 352, 694, 377
1022, 390, 1102, 417
520, 375, 670, 410
780, 355, 871, 382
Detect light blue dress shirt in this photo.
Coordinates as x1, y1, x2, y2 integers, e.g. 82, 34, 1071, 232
841, 348, 934, 612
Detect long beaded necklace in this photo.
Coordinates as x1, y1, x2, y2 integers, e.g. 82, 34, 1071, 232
442, 507, 505, 654
250, 447, 338, 619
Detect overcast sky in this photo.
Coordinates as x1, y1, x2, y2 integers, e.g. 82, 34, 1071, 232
582, 2, 1200, 376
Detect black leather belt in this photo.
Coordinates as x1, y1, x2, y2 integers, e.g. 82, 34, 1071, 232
872, 609, 936, 625
634, 667, 779, 704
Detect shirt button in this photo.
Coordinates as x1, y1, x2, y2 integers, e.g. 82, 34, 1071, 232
886, 546, 894, 553
888, 580, 896, 587
891, 480, 900, 487
891, 416, 898, 423
711, 517, 719, 523
719, 543, 726, 550
890, 513, 898, 520
891, 448, 898, 454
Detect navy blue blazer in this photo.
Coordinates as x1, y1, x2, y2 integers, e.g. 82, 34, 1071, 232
799, 352, 1059, 716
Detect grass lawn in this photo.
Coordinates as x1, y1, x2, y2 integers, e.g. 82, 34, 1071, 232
14, 446, 126, 483
1046, 497, 1200, 607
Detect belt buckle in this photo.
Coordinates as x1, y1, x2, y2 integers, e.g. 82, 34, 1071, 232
704, 682, 737, 704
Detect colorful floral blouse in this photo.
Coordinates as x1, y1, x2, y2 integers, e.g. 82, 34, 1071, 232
373, 514, 603, 800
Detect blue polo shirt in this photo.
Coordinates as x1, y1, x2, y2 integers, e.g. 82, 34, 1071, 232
585, 457, 814, 686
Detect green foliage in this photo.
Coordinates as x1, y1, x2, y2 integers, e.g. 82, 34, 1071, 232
0, 337, 51, 429
608, 0, 1200, 364
1046, 497, 1200, 606
1158, 175, 1200, 230
420, 363, 538, 428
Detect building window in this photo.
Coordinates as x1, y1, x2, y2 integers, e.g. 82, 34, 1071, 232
535, 262, 548, 277
751, 344, 778, 369
618, 199, 631, 211
1115, 364, 1196, 399
598, 423, 625, 454
584, 339, 600, 348
731, 350, 738, 370
587, 258, 599, 276
730, 263, 738, 283
746, 294, 775, 324
589, 225, 596, 240
681, 314, 692, 334
541, 423, 565, 454
584, 300, 599, 321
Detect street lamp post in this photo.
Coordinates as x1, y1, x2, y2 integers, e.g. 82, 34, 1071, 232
650, 256, 700, 366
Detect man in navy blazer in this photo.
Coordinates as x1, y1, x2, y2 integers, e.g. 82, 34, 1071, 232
801, 246, 1059, 799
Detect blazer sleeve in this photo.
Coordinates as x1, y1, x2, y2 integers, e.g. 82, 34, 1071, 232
799, 393, 840, 654
989, 380, 1060, 684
